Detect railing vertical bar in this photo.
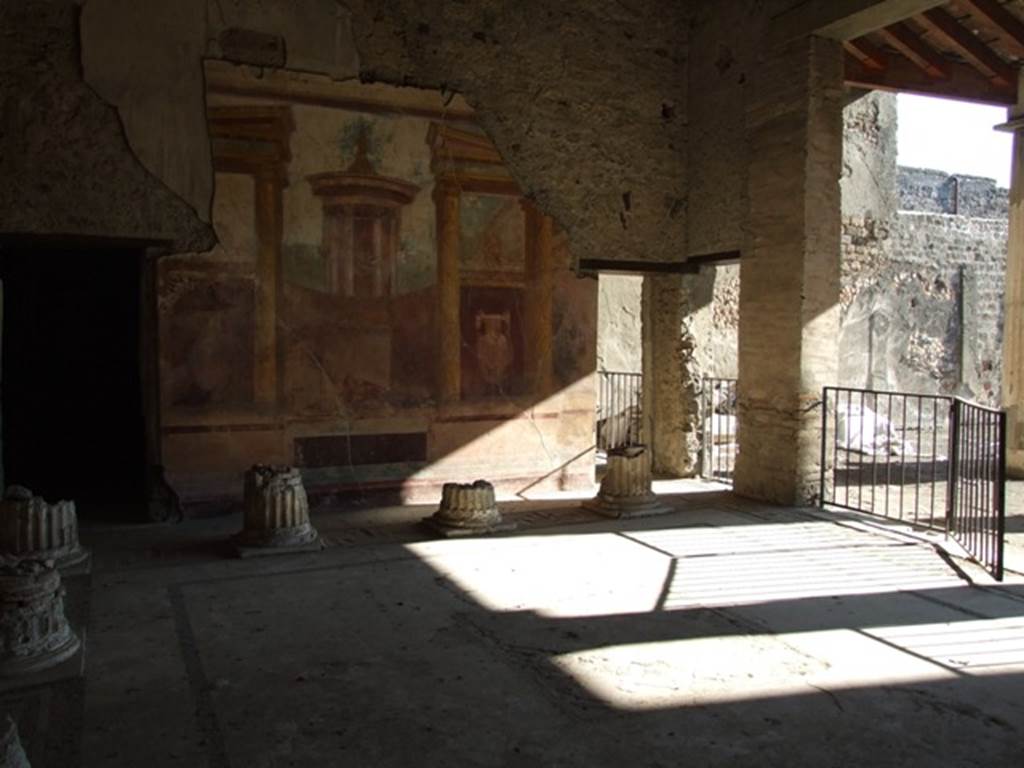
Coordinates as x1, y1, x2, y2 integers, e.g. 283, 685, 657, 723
884, 392, 892, 518
869, 392, 877, 513
984, 410, 991, 569
969, 405, 979, 556
980, 408, 989, 569
820, 388, 828, 507
947, 399, 958, 540
995, 409, 1006, 581
858, 390, 866, 511
985, 409, 994, 570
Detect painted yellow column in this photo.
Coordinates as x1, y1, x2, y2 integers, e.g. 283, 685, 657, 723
435, 183, 461, 403
253, 173, 283, 408
1001, 81, 1024, 477
523, 201, 554, 397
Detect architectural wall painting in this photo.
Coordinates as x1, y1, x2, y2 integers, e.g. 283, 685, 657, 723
157, 72, 598, 502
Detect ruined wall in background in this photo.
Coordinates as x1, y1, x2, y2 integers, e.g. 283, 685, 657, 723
836, 92, 1008, 405
597, 89, 1009, 410
899, 167, 1009, 219
841, 211, 1007, 404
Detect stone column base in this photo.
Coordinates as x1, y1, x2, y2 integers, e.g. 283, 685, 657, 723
423, 481, 517, 537
585, 446, 672, 519
233, 466, 323, 557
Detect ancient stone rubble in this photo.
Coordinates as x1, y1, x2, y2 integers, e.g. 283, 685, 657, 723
585, 445, 670, 519
0, 715, 30, 768
0, 560, 80, 677
0, 486, 88, 571
234, 465, 321, 555
423, 480, 515, 537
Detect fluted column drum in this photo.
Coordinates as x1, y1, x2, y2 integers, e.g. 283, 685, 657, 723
0, 561, 79, 677
424, 480, 515, 536
0, 486, 88, 570
235, 466, 320, 552
586, 445, 670, 518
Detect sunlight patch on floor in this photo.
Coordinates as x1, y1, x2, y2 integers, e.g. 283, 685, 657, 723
548, 627, 960, 710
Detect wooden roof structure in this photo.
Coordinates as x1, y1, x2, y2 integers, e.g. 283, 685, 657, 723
773, 0, 1024, 105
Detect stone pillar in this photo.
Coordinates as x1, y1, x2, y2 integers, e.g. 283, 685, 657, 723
0, 561, 79, 677
1001, 78, 1024, 478
234, 465, 321, 555
642, 274, 694, 476
435, 184, 461, 403
585, 445, 670, 518
0, 486, 88, 570
523, 201, 555, 396
734, 36, 844, 505
423, 480, 515, 536
254, 173, 283, 408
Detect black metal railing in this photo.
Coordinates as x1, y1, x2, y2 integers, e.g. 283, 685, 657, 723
701, 377, 738, 484
949, 399, 1007, 581
596, 371, 643, 452
820, 386, 1007, 580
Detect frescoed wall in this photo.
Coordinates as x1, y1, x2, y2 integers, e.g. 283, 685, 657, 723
157, 67, 597, 503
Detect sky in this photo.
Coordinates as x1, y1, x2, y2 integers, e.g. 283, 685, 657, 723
896, 93, 1013, 187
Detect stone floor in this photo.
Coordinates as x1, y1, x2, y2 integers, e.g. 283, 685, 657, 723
5, 480, 1024, 767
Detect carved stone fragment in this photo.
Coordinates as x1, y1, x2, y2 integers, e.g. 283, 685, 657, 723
423, 480, 515, 536
0, 487, 88, 571
585, 445, 671, 518
234, 466, 321, 556
0, 715, 30, 768
0, 561, 79, 677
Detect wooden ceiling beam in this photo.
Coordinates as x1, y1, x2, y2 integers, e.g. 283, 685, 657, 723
960, 0, 1024, 56
845, 51, 1015, 104
844, 36, 890, 70
918, 7, 1016, 87
878, 21, 951, 78
770, 0, 947, 44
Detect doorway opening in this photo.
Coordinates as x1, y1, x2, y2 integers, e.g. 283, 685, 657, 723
1, 244, 149, 520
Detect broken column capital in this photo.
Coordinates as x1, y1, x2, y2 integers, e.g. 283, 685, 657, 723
0, 486, 89, 572
423, 480, 516, 537
234, 465, 321, 556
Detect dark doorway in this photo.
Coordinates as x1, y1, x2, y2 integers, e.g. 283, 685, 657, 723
1, 245, 148, 520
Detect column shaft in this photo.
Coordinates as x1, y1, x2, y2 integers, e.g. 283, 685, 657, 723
1004, 116, 1024, 477
253, 174, 283, 407
642, 274, 692, 475
436, 186, 461, 402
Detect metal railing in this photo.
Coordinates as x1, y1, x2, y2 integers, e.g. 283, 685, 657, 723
949, 400, 1007, 581
596, 371, 642, 452
701, 377, 738, 485
820, 386, 1007, 580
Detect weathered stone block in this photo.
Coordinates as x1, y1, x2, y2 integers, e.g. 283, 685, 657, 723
0, 715, 30, 768
234, 466, 321, 556
423, 481, 515, 537
585, 445, 671, 518
0, 561, 79, 677
0, 487, 89, 571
